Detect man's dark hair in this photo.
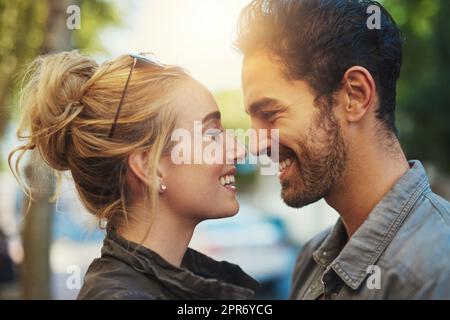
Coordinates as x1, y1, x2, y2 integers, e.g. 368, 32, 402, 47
236, 0, 403, 134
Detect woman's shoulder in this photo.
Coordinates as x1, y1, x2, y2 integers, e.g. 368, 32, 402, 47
77, 256, 156, 300
77, 231, 260, 299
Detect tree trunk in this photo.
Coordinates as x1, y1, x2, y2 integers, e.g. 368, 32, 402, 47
21, 153, 56, 299
21, 0, 74, 300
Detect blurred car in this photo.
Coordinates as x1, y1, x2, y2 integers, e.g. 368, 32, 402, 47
190, 201, 298, 299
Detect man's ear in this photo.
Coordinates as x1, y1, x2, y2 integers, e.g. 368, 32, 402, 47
128, 150, 150, 186
342, 66, 376, 123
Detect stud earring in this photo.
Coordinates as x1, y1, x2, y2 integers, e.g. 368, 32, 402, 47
159, 181, 167, 194
98, 218, 108, 230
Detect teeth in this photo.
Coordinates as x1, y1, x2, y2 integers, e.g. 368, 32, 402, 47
219, 174, 235, 186
279, 158, 293, 172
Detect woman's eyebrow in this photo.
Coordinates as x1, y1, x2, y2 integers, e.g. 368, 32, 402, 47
201, 111, 221, 125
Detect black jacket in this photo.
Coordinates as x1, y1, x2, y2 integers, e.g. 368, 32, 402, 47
77, 228, 260, 300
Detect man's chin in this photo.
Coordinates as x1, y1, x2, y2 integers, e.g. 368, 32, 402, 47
281, 188, 323, 209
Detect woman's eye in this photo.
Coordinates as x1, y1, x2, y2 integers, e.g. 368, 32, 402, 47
205, 129, 224, 141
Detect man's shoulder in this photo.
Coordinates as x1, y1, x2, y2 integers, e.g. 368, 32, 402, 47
390, 190, 450, 262
378, 191, 450, 293
424, 192, 450, 224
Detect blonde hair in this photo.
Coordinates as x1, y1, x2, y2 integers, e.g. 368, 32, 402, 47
9, 50, 188, 229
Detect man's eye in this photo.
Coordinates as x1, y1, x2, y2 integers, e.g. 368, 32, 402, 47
261, 110, 278, 120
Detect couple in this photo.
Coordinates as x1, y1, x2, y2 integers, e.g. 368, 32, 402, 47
10, 0, 450, 300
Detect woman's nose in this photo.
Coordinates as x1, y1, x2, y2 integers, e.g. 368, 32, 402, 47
234, 138, 247, 163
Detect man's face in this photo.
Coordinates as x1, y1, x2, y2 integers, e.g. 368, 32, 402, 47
242, 51, 348, 208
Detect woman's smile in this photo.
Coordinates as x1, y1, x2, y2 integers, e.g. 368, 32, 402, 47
219, 167, 237, 194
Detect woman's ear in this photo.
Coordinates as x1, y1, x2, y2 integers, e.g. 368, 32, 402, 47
156, 156, 171, 194
128, 150, 150, 186
342, 66, 376, 124
156, 155, 171, 182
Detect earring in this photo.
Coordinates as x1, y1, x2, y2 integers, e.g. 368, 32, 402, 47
98, 217, 108, 230
159, 180, 167, 194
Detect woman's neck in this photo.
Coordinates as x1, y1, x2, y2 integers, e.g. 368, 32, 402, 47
118, 206, 198, 268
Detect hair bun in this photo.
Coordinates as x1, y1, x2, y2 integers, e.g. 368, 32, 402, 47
19, 50, 98, 170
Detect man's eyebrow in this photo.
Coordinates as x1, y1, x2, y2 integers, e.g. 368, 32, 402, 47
202, 111, 221, 124
246, 97, 284, 115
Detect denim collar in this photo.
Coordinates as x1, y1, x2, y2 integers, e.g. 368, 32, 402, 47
313, 160, 431, 290
102, 228, 260, 299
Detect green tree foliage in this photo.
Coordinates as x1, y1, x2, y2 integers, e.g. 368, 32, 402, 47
0, 0, 120, 152
384, 0, 450, 174
214, 90, 250, 130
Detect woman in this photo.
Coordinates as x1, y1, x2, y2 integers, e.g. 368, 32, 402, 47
9, 51, 259, 299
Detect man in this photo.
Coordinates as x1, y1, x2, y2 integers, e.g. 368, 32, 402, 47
236, 0, 450, 299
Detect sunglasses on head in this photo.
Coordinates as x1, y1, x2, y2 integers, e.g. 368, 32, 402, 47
108, 53, 164, 139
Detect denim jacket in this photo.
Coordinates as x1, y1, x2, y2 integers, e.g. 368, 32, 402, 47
78, 228, 260, 300
290, 160, 450, 300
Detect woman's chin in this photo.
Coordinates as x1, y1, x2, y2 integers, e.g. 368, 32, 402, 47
228, 203, 240, 217
210, 201, 239, 219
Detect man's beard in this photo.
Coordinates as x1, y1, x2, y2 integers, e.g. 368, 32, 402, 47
280, 105, 347, 208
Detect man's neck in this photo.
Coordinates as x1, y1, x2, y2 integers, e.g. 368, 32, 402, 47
326, 139, 410, 238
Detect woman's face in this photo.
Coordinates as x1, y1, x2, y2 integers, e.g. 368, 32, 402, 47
159, 79, 246, 222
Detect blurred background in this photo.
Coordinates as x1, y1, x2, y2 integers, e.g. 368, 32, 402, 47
0, 0, 449, 300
